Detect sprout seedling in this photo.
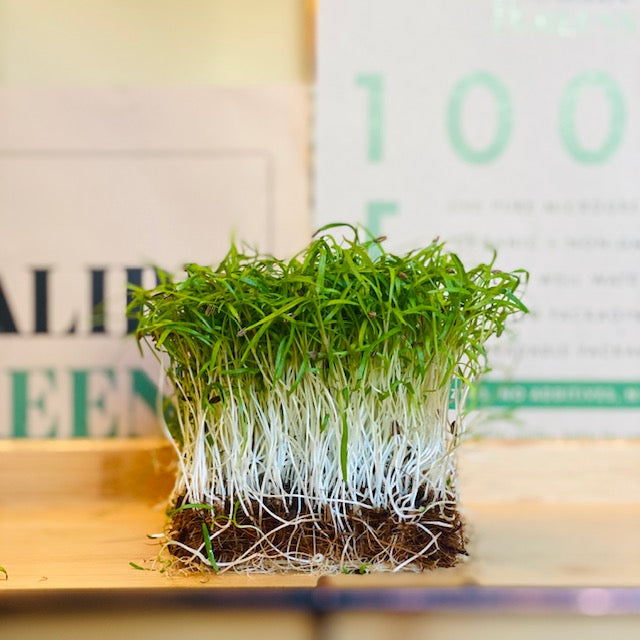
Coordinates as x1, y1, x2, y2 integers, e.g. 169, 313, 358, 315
130, 224, 527, 573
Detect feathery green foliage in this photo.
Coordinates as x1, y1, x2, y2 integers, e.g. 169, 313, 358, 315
129, 224, 527, 572
131, 224, 526, 447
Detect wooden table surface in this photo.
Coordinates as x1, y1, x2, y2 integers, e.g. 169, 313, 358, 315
1, 438, 638, 591
2, 439, 639, 639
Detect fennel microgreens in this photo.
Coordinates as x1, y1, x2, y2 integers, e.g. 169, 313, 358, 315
130, 223, 527, 572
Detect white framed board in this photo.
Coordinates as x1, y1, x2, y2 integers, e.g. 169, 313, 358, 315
315, 0, 640, 436
0, 87, 309, 437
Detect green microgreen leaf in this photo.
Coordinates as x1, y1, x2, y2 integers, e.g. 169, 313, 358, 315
167, 503, 217, 516
201, 522, 219, 572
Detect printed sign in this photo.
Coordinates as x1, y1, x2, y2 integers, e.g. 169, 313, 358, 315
0, 87, 309, 437
315, 0, 640, 436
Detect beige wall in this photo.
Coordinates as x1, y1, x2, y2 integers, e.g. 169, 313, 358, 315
0, 0, 312, 85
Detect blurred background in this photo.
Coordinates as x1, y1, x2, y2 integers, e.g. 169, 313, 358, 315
0, 1, 313, 438
1, 0, 639, 439
0, 0, 312, 84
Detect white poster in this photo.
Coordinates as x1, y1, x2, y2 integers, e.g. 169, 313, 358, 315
0, 87, 309, 437
315, 0, 640, 436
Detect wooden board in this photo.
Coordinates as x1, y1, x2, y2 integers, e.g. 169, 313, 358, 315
1, 439, 639, 590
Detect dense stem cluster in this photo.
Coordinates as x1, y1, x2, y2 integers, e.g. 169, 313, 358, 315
131, 224, 527, 572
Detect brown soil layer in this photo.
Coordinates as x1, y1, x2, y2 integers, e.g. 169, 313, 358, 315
167, 493, 466, 571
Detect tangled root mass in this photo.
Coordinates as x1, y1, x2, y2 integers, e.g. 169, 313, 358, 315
167, 489, 466, 573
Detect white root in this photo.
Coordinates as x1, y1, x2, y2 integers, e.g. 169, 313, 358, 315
161, 353, 467, 573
